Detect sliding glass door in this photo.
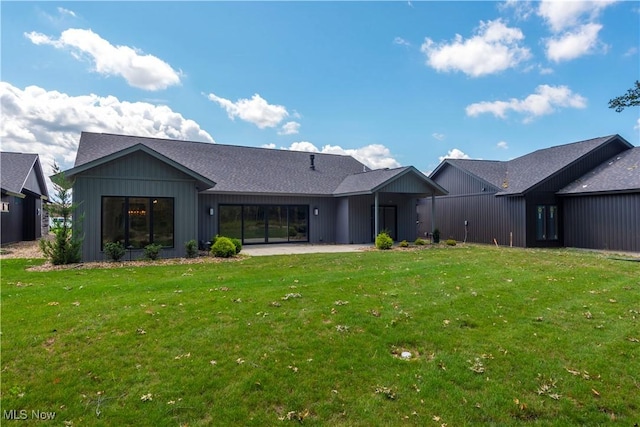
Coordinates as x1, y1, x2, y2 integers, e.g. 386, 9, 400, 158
218, 204, 309, 244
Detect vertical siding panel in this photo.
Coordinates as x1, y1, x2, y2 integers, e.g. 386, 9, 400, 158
417, 194, 526, 247
563, 194, 639, 252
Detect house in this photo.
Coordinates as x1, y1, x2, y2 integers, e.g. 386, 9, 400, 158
64, 132, 447, 261
417, 134, 639, 252
1, 152, 50, 245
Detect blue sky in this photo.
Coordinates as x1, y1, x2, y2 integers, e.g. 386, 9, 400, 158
1, 1, 638, 181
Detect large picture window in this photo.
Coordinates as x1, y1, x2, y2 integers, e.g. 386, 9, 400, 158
102, 197, 174, 249
219, 204, 308, 244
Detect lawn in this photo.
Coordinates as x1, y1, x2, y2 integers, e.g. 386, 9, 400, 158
1, 245, 638, 426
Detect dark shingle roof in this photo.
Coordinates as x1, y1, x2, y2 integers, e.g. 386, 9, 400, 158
0, 152, 48, 198
501, 136, 617, 195
71, 133, 446, 197
434, 135, 633, 196
72, 132, 367, 195
558, 147, 640, 195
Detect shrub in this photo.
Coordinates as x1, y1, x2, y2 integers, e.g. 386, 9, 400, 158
104, 242, 125, 262
432, 228, 441, 243
211, 237, 236, 258
231, 238, 242, 254
414, 238, 426, 246
144, 243, 163, 260
375, 232, 393, 250
185, 239, 198, 258
399, 240, 409, 248
445, 239, 457, 246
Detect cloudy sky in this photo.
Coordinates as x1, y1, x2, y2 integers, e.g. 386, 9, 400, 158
1, 1, 638, 183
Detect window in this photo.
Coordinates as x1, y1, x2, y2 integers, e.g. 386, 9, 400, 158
536, 205, 558, 241
219, 204, 308, 244
102, 197, 174, 249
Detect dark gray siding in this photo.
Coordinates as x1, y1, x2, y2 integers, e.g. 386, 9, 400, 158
0, 194, 42, 244
563, 193, 640, 252
73, 151, 199, 261
418, 193, 526, 246
1, 195, 23, 244
336, 198, 349, 244
432, 164, 497, 195
198, 194, 338, 244
23, 168, 43, 195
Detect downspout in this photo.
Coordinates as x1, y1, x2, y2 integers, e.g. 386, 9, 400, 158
374, 191, 379, 238
431, 193, 435, 236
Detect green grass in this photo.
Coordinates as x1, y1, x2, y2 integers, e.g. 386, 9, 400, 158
1, 245, 638, 426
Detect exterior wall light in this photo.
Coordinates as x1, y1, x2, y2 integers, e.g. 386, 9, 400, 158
313, 207, 319, 216
209, 207, 215, 216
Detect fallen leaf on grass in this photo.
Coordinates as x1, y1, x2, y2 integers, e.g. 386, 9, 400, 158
592, 388, 600, 397
140, 393, 153, 402
174, 353, 191, 360
47, 302, 59, 306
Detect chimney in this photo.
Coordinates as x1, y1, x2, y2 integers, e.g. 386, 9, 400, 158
310, 154, 315, 170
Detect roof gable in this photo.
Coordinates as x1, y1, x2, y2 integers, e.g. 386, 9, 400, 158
431, 135, 633, 196
559, 147, 640, 195
333, 166, 447, 196
433, 159, 506, 191
66, 143, 216, 190
0, 152, 49, 199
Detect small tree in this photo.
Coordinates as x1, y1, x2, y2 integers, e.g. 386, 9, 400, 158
40, 163, 83, 264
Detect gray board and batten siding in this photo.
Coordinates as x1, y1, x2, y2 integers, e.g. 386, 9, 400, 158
72, 150, 200, 261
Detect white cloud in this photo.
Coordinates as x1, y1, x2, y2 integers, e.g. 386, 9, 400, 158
466, 84, 587, 122
57, 7, 76, 18
499, 0, 535, 21
635, 118, 640, 131
545, 23, 603, 62
497, 141, 509, 149
393, 37, 411, 47
432, 133, 445, 141
278, 121, 300, 135
538, 0, 617, 32
539, 66, 554, 75
0, 82, 213, 188
439, 148, 470, 163
275, 141, 400, 170
24, 29, 181, 91
420, 19, 531, 77
288, 141, 319, 153
207, 92, 289, 129
624, 46, 638, 57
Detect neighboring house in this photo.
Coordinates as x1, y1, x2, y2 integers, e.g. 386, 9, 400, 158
418, 135, 639, 252
64, 132, 447, 261
1, 152, 50, 245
